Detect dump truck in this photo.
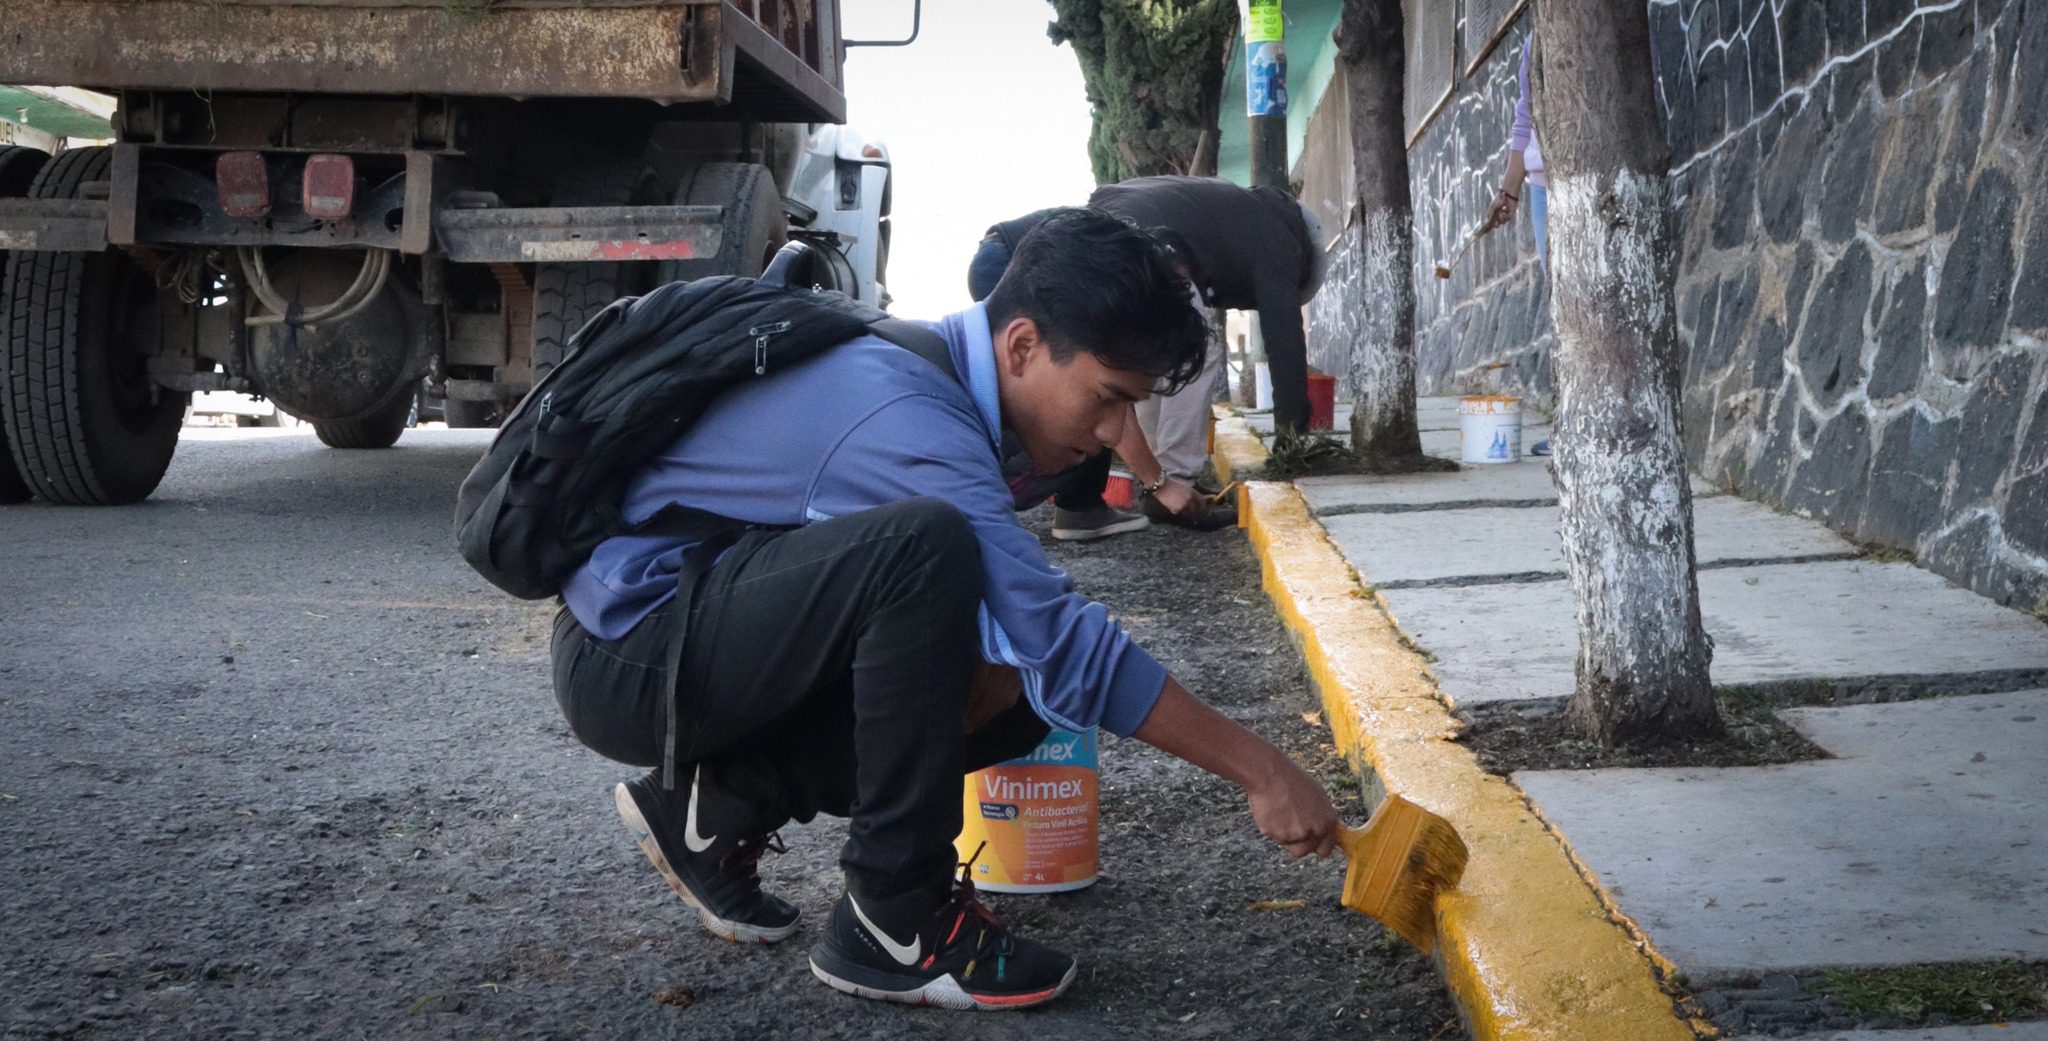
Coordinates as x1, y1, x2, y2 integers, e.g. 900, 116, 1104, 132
0, 0, 901, 505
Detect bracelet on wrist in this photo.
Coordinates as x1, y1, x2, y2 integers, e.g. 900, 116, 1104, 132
1142, 474, 1169, 495
1498, 188, 1519, 201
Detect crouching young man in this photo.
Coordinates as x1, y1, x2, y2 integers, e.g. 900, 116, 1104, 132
549, 209, 1340, 1010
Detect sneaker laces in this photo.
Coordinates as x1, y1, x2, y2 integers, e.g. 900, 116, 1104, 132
940, 843, 1010, 971
719, 831, 786, 889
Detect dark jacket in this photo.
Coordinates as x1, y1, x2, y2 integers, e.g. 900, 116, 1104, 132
1089, 177, 1316, 427
1087, 176, 1314, 313
976, 180, 1318, 427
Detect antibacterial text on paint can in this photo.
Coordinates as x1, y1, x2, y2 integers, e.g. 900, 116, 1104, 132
955, 728, 1099, 893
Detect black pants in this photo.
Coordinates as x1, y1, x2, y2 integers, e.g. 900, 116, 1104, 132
552, 498, 1048, 915
1049, 449, 1111, 511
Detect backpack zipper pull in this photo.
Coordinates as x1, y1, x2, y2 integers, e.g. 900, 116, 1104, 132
747, 321, 792, 375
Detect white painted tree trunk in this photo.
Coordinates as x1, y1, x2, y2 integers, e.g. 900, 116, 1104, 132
1346, 210, 1423, 458
1535, 0, 1720, 745
1337, 0, 1423, 461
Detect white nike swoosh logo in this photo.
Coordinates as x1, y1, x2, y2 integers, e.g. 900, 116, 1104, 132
683, 765, 717, 854
849, 894, 922, 966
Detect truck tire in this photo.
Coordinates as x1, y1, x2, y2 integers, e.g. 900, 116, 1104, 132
0, 145, 49, 196
0, 144, 50, 504
311, 385, 412, 449
661, 162, 786, 285
529, 162, 665, 383
1, 146, 184, 505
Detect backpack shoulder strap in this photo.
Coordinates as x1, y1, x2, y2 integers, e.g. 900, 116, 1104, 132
869, 317, 957, 382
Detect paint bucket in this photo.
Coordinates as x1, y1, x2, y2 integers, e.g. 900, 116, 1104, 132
955, 728, 1098, 893
1458, 395, 1523, 464
1103, 469, 1138, 510
1254, 362, 1273, 411
1307, 372, 1337, 430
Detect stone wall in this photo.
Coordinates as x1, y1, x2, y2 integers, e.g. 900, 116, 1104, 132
1666, 0, 2047, 610
1303, 0, 2047, 610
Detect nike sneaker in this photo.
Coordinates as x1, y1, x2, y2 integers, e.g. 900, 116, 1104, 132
614, 766, 801, 943
808, 849, 1077, 1010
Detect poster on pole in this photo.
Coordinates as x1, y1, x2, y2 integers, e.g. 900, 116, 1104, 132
1244, 0, 1286, 117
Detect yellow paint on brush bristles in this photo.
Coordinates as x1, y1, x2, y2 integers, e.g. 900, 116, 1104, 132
1337, 793, 1470, 954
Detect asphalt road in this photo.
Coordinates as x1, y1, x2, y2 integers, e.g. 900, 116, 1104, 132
0, 425, 1458, 1040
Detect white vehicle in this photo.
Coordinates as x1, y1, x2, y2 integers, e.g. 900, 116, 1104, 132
185, 391, 300, 428
785, 124, 893, 310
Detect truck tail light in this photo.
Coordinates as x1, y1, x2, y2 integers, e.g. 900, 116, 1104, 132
216, 151, 270, 218
302, 154, 355, 219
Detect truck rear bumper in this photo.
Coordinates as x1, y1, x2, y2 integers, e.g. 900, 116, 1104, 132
0, 198, 725, 264
437, 205, 724, 264
0, 199, 108, 252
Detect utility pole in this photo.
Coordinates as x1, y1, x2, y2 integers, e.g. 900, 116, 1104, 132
1241, 0, 1309, 430
1244, 0, 1289, 191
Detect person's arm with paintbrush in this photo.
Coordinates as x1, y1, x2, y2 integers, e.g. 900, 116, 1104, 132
1487, 36, 1540, 232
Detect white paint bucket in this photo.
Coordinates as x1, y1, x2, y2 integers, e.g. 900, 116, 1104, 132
1458, 395, 1523, 464
1254, 362, 1273, 411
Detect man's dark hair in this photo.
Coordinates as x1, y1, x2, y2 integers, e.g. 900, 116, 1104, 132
983, 208, 1208, 394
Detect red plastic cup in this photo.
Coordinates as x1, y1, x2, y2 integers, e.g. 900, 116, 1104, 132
1103, 470, 1138, 510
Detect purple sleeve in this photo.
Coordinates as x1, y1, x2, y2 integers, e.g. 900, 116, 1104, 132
1510, 36, 1535, 151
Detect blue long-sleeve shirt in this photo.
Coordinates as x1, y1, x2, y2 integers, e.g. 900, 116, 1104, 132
559, 304, 1170, 737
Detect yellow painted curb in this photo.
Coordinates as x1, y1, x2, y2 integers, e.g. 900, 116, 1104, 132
1229, 475, 1702, 1041
1209, 404, 1267, 485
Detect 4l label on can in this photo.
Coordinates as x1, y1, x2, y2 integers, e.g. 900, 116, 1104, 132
955, 728, 1099, 893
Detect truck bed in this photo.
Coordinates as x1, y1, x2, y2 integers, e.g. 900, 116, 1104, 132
0, 0, 843, 119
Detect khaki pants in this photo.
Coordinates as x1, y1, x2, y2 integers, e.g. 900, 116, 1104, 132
1136, 325, 1224, 480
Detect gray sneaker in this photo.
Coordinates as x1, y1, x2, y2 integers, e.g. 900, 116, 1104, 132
1050, 504, 1150, 541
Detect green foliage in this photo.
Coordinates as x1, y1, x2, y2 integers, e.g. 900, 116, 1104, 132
1814, 962, 2048, 1025
1263, 428, 1353, 477
1047, 0, 1240, 183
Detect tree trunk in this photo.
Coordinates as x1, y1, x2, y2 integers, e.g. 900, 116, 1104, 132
1048, 0, 1240, 183
1334, 0, 1422, 461
1531, 1, 1722, 746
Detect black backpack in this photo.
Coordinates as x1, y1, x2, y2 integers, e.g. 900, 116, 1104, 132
454, 259, 953, 600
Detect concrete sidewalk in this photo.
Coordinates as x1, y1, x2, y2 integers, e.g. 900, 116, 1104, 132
1216, 399, 2048, 1041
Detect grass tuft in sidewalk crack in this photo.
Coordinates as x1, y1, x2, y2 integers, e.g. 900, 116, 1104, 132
1814, 961, 2048, 1025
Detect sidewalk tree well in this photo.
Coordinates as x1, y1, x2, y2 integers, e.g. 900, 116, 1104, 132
1531, 0, 1723, 746
1047, 0, 1239, 182
1334, 0, 1424, 462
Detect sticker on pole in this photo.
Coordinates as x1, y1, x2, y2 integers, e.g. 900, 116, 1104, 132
1247, 40, 1288, 116
1245, 0, 1284, 42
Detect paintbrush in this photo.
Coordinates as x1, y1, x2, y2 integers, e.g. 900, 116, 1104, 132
1336, 793, 1470, 953
1432, 208, 1513, 279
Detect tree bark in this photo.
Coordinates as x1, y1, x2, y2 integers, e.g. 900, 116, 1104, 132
1333, 0, 1422, 461
1531, 1, 1722, 746
1048, 0, 1240, 183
